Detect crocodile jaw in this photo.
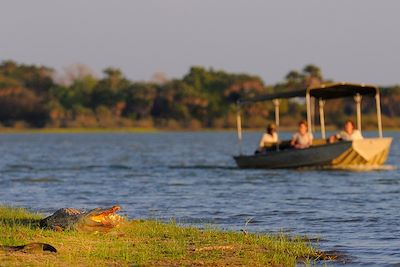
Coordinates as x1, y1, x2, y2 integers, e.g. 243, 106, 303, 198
75, 206, 125, 232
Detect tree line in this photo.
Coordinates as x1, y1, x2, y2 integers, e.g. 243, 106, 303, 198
0, 60, 399, 129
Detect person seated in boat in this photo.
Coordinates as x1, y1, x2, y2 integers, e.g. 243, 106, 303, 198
290, 120, 313, 149
255, 123, 278, 153
328, 119, 363, 143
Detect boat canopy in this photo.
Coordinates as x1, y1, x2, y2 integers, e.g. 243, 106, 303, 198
234, 82, 383, 148
238, 82, 379, 105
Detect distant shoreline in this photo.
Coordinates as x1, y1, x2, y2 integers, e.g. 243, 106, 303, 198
0, 127, 159, 134
0, 126, 398, 134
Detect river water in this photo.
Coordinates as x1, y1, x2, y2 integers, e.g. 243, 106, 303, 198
0, 131, 399, 266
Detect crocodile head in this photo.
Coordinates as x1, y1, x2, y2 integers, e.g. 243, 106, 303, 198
74, 205, 125, 232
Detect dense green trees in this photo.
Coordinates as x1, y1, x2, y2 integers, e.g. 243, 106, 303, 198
0, 60, 399, 129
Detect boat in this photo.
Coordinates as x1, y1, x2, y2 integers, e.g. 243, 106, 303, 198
233, 82, 392, 169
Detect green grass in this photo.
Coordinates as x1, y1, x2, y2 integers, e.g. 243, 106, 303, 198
0, 206, 335, 266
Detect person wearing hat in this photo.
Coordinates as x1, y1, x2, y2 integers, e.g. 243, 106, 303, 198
256, 123, 278, 153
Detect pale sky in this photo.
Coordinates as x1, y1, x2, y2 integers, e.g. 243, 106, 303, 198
1, 0, 400, 85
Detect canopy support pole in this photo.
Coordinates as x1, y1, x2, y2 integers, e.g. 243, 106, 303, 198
236, 103, 243, 155
354, 93, 362, 133
319, 99, 326, 139
375, 93, 383, 138
306, 92, 312, 134
273, 99, 280, 132
273, 99, 280, 151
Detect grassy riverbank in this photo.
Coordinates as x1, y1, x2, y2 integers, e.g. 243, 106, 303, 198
0, 206, 334, 266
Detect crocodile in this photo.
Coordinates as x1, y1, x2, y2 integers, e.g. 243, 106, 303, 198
39, 205, 125, 232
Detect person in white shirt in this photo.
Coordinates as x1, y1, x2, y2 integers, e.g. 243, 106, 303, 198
291, 120, 313, 149
256, 123, 278, 153
329, 120, 363, 143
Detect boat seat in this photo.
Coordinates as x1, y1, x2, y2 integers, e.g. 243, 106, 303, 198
313, 138, 328, 146
259, 140, 292, 152
258, 138, 328, 154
